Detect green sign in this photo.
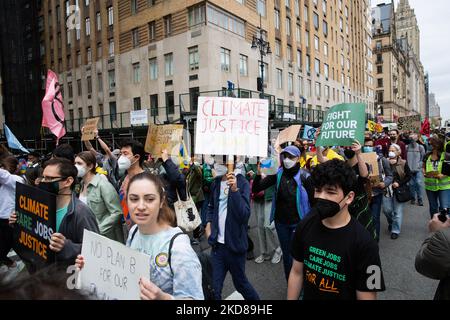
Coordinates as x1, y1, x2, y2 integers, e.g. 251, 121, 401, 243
316, 103, 366, 147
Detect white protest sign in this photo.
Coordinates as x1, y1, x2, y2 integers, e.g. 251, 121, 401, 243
80, 230, 150, 300
195, 97, 268, 157
130, 109, 148, 126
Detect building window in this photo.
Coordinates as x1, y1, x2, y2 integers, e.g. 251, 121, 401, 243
305, 30, 310, 48
165, 53, 174, 76
166, 91, 175, 114
313, 12, 319, 30
190, 87, 200, 111
377, 65, 382, 74
85, 0, 90, 6
275, 39, 281, 57
133, 63, 141, 83
296, 24, 301, 42
298, 76, 303, 96
85, 17, 90, 36
257, 0, 266, 17
164, 15, 172, 37
315, 58, 320, 75
149, 21, 156, 42
239, 54, 248, 76
189, 46, 199, 70
286, 17, 291, 36
287, 45, 292, 62
87, 47, 92, 63
306, 54, 311, 74
68, 82, 73, 98
324, 63, 329, 79
274, 10, 280, 30
133, 97, 141, 110
294, 0, 299, 16
377, 78, 383, 88
306, 79, 312, 97
97, 43, 102, 59
96, 12, 101, 31
99, 104, 104, 116
131, 0, 138, 15
325, 85, 330, 99
288, 73, 294, 96
324, 42, 328, 56
276, 68, 283, 89
132, 28, 139, 47
323, 20, 328, 36
304, 6, 309, 23
297, 50, 302, 69
285, 0, 290, 8
77, 79, 82, 96
322, 0, 327, 15
108, 6, 114, 26
314, 36, 319, 51
78, 107, 83, 119
315, 82, 321, 98
220, 47, 230, 72
150, 94, 158, 116
207, 4, 245, 37
109, 39, 114, 57
109, 102, 117, 121
149, 58, 158, 80
108, 69, 115, 89
97, 73, 102, 92
88, 106, 93, 118
188, 5, 205, 26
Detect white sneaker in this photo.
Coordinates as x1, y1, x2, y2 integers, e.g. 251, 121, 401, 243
271, 248, 283, 264
254, 255, 271, 264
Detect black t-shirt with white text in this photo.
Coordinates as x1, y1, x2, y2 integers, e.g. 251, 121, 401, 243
291, 212, 385, 300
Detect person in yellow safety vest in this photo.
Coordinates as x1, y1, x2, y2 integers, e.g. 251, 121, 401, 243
423, 135, 450, 218
309, 147, 344, 168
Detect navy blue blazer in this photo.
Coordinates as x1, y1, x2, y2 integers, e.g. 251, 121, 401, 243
206, 174, 251, 254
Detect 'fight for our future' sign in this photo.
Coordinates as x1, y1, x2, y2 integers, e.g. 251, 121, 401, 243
14, 183, 56, 270
195, 97, 269, 157
315, 103, 366, 147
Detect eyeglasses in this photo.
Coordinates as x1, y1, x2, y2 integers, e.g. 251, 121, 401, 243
40, 176, 66, 183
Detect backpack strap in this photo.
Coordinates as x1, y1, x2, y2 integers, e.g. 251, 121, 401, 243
130, 226, 139, 243
168, 232, 185, 275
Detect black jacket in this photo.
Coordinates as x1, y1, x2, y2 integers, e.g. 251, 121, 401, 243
56, 193, 100, 264
415, 228, 450, 300
160, 158, 187, 207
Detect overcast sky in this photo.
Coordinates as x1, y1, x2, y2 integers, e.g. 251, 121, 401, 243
372, 0, 450, 122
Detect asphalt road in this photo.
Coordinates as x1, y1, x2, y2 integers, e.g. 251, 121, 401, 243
198, 200, 439, 300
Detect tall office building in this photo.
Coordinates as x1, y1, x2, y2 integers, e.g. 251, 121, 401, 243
0, 0, 44, 140
39, 0, 375, 134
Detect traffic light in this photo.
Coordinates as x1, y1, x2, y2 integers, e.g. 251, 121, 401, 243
257, 77, 263, 92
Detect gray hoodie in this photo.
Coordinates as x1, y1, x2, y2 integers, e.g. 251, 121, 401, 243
407, 142, 425, 172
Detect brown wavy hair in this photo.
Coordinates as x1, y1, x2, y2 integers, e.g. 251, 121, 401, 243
76, 151, 97, 174
126, 172, 176, 227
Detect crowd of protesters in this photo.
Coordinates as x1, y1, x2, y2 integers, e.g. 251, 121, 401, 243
0, 125, 449, 300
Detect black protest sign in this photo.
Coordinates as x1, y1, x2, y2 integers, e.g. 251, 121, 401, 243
14, 182, 57, 269
397, 115, 421, 131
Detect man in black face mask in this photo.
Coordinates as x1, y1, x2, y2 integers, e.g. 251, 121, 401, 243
11, 158, 99, 271
389, 129, 407, 160
288, 159, 385, 300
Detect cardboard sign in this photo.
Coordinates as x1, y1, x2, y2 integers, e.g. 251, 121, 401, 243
316, 103, 366, 147
303, 125, 317, 140
145, 124, 184, 157
195, 97, 268, 157
397, 115, 421, 132
130, 110, 148, 126
80, 230, 150, 300
360, 152, 380, 183
367, 120, 376, 132
274, 125, 302, 153
14, 183, 56, 270
81, 117, 100, 141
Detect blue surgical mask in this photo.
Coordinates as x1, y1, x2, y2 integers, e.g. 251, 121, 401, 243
363, 146, 374, 153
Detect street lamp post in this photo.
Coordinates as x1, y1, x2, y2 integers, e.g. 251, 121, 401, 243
251, 16, 271, 100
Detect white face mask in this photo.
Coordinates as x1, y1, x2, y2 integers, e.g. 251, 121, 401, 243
214, 164, 228, 177
283, 158, 298, 169
388, 151, 397, 159
75, 164, 87, 178
206, 158, 215, 166
118, 156, 132, 171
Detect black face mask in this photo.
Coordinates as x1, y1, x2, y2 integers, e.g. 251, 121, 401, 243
312, 198, 346, 220
38, 180, 63, 195
344, 149, 355, 159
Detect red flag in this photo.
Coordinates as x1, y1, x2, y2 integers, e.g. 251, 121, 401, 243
420, 118, 430, 138
42, 70, 66, 144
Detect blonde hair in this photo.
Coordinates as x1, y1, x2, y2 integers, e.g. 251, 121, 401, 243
390, 143, 401, 155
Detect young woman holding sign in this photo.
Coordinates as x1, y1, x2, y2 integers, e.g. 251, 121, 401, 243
76, 172, 203, 300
